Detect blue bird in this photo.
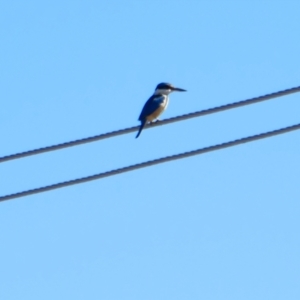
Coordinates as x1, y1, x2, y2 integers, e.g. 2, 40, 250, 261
136, 83, 186, 138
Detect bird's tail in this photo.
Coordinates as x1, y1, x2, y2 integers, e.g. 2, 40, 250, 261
136, 121, 146, 138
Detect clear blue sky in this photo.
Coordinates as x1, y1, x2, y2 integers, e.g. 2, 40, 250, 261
1, 1, 300, 299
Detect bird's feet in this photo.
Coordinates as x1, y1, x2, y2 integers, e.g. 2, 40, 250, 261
149, 120, 159, 126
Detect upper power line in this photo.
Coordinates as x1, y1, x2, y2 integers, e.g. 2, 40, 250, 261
0, 85, 300, 164
1, 122, 300, 202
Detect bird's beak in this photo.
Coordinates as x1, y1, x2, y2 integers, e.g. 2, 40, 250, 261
172, 87, 187, 92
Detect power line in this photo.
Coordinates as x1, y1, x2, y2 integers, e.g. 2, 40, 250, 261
1, 85, 300, 164
1, 122, 299, 202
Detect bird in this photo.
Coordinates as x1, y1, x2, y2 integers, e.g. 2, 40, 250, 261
136, 82, 186, 138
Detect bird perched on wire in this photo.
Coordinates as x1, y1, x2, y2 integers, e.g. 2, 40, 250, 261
136, 82, 186, 138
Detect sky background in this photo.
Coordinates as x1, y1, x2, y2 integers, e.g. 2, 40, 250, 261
1, 1, 300, 299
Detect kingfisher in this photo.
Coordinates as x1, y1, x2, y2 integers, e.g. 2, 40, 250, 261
136, 82, 186, 138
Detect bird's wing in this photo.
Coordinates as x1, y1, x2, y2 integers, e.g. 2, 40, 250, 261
138, 95, 165, 121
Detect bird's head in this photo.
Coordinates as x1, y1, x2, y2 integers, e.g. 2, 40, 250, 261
154, 82, 186, 95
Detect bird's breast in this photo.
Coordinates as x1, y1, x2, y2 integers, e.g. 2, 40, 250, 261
146, 97, 169, 122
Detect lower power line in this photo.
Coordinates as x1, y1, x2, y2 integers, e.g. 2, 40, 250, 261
1, 122, 299, 202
